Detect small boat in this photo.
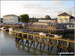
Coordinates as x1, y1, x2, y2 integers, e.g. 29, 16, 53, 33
39, 32, 46, 36
46, 34, 63, 38
46, 34, 55, 37
9, 28, 14, 32
54, 35, 63, 38
0, 27, 6, 31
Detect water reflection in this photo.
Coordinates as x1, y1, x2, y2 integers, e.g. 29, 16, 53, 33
9, 31, 13, 35
1, 31, 31, 55
0, 29, 6, 32
15, 39, 57, 55
15, 40, 36, 55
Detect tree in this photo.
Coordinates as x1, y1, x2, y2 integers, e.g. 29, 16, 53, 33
19, 14, 29, 23
45, 15, 51, 20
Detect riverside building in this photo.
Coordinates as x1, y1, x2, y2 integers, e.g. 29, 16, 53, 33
3, 14, 18, 24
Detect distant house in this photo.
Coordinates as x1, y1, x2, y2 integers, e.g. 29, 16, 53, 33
29, 18, 38, 22
70, 16, 75, 23
39, 19, 57, 23
33, 22, 48, 26
3, 14, 18, 24
33, 19, 57, 28
57, 12, 75, 23
66, 23, 75, 30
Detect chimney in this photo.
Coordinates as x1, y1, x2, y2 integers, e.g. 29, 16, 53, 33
68, 11, 72, 15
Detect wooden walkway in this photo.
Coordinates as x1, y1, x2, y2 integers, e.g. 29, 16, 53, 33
14, 31, 75, 52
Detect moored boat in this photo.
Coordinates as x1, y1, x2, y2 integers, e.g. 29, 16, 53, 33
0, 27, 6, 31
9, 28, 14, 32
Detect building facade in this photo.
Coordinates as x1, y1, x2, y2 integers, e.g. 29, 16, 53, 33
39, 19, 57, 23
66, 23, 75, 29
3, 14, 18, 24
57, 12, 75, 23
29, 18, 38, 22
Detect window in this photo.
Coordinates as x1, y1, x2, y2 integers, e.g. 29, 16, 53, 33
69, 25, 71, 27
60, 19, 63, 23
72, 25, 74, 27
64, 19, 68, 23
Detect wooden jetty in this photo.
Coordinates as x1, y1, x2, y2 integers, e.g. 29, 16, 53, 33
14, 31, 75, 53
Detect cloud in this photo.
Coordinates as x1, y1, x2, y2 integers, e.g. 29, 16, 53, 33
22, 1, 63, 18
1, 1, 74, 18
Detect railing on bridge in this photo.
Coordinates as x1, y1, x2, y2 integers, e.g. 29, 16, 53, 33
14, 31, 75, 52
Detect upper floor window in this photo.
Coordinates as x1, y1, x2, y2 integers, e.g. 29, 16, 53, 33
65, 18, 67, 20
71, 19, 74, 22
60, 19, 63, 23
69, 25, 74, 27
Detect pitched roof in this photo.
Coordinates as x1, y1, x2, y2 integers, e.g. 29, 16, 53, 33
58, 12, 70, 16
70, 16, 75, 19
3, 14, 18, 17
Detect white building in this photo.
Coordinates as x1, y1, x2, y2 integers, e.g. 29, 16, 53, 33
57, 12, 75, 23
66, 24, 75, 29
3, 14, 18, 24
39, 19, 57, 23
33, 22, 48, 26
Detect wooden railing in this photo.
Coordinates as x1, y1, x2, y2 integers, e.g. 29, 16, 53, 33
14, 31, 75, 52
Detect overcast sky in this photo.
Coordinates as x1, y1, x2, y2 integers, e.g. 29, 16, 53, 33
1, 0, 75, 18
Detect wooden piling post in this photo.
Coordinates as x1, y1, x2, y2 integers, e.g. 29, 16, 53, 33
33, 41, 35, 49
56, 40, 59, 52
36, 42, 39, 48
66, 39, 70, 52
27, 33, 29, 46
43, 44, 45, 50
30, 41, 33, 47
40, 43, 42, 50
47, 45, 50, 53
40, 35, 42, 50
33, 34, 35, 48
49, 38, 53, 52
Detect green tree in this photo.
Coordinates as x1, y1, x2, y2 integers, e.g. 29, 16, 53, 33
19, 14, 29, 23
45, 15, 51, 20
18, 16, 21, 22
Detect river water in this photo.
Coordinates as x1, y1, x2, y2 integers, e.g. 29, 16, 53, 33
0, 30, 32, 55
0, 30, 57, 55
0, 30, 74, 55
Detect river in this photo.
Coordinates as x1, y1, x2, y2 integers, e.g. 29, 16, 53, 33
0, 30, 57, 55
0, 30, 74, 55
0, 30, 32, 55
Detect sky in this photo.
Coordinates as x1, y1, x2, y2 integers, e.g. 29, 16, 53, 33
1, 0, 75, 18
